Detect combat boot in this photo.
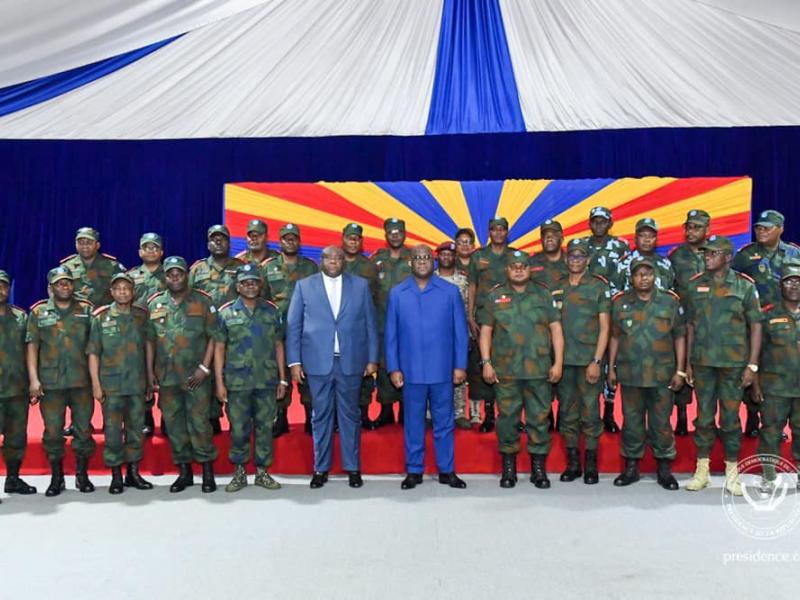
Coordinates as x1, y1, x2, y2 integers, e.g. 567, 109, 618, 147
374, 403, 395, 428
272, 408, 290, 438
225, 464, 248, 493
674, 405, 688, 436
500, 453, 517, 488
75, 456, 95, 493
560, 447, 582, 482
724, 460, 743, 496
124, 462, 153, 490
744, 409, 760, 438
613, 458, 640, 486
602, 401, 619, 433
45, 460, 65, 497
170, 463, 194, 493
685, 458, 710, 491
656, 459, 679, 490
201, 461, 217, 493
109, 466, 124, 495
583, 449, 599, 484
4, 460, 37, 494
255, 467, 281, 490
470, 400, 482, 425
479, 400, 495, 433
529, 453, 550, 489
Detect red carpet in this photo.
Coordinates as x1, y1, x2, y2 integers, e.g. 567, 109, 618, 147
4, 394, 794, 476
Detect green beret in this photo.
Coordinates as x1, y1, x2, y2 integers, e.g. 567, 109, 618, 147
237, 263, 262, 282
685, 209, 710, 227
280, 223, 300, 238
75, 227, 99, 242
247, 219, 267, 234
343, 223, 363, 237
0, 270, 10, 285
566, 239, 589, 256
702, 235, 734, 254
629, 255, 655, 273
207, 224, 230, 239
163, 256, 188, 272
489, 216, 509, 229
540, 219, 563, 235
111, 272, 134, 286
635, 217, 658, 233
506, 250, 528, 266
755, 210, 785, 228
139, 232, 162, 248
383, 218, 405, 233
48, 266, 73, 284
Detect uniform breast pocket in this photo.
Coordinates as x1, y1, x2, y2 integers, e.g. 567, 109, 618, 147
616, 312, 635, 334
185, 315, 205, 331
767, 323, 793, 346
652, 310, 674, 335
193, 271, 210, 282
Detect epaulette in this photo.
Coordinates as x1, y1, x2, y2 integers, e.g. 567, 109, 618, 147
789, 242, 800, 250
190, 259, 204, 270
10, 304, 25, 316
689, 272, 704, 282
59, 253, 77, 264
761, 303, 776, 313
265, 300, 280, 310
219, 300, 235, 311
611, 291, 626, 302
92, 305, 111, 317
533, 280, 550, 291
737, 242, 755, 252
146, 290, 164, 304
666, 290, 681, 301
194, 289, 212, 299
736, 272, 756, 283
667, 246, 679, 257
132, 303, 148, 313
101, 252, 117, 260
29, 299, 48, 310
77, 299, 94, 308
234, 250, 248, 259
264, 256, 279, 264
488, 283, 503, 293
592, 274, 609, 284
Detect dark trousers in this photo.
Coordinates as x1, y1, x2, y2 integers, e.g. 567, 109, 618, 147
403, 382, 455, 474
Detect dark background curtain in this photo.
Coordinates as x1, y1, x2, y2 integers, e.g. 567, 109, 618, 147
1, 125, 798, 307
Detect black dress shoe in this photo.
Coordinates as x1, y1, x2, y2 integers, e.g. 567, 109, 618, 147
438, 472, 467, 488
348, 471, 363, 488
310, 471, 328, 488
401, 473, 423, 489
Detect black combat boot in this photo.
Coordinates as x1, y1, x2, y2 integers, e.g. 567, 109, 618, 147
745, 408, 760, 438
4, 460, 37, 494
674, 404, 688, 436
124, 462, 153, 490
613, 458, 640, 486
45, 460, 65, 497
272, 408, 290, 438
75, 456, 95, 493
479, 400, 495, 433
374, 403, 395, 428
656, 459, 679, 490
109, 466, 124, 495
500, 453, 517, 488
201, 461, 217, 493
583, 449, 599, 485
560, 447, 582, 482
170, 463, 194, 493
529, 454, 550, 489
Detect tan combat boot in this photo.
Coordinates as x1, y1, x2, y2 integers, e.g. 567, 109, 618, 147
685, 458, 710, 491
724, 461, 743, 496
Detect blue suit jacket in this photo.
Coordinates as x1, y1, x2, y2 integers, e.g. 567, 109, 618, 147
286, 272, 378, 376
384, 275, 469, 384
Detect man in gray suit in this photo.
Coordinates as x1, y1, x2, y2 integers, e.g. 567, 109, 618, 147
286, 246, 379, 488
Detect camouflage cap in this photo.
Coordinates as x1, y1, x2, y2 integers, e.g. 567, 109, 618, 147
48, 265, 73, 284
506, 250, 528, 266
163, 256, 188, 272
629, 255, 656, 273
635, 217, 658, 232
454, 227, 476, 241
343, 223, 363, 237
75, 226, 99, 241
246, 219, 267, 234
237, 263, 262, 282
110, 272, 134, 286
566, 239, 589, 256
383, 218, 405, 233
280, 223, 300, 238
589, 206, 612, 220
685, 209, 710, 227
702, 235, 733, 254
207, 224, 230, 239
755, 209, 785, 228
489, 216, 509, 229
436, 241, 456, 254
780, 261, 800, 281
0, 270, 10, 285
540, 219, 563, 235
139, 232, 163, 248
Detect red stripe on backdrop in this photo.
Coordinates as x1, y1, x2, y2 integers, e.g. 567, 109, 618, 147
654, 211, 751, 247
236, 182, 387, 230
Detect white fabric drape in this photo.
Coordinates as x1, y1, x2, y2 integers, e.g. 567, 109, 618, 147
0, 0, 442, 139
501, 0, 800, 131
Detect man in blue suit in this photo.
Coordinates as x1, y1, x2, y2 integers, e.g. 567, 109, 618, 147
385, 244, 470, 489
286, 246, 379, 489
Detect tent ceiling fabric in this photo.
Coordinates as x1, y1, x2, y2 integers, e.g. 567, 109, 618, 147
694, 0, 800, 33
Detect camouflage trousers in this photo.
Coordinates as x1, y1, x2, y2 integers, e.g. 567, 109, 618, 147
453, 382, 467, 420
101, 395, 145, 467
377, 367, 402, 405
359, 375, 375, 408
0, 395, 30, 462
467, 338, 494, 402
557, 365, 603, 450
39, 387, 96, 461
278, 380, 313, 410
227, 388, 277, 468
159, 384, 218, 464
692, 366, 742, 461
495, 378, 551, 455
619, 384, 676, 460
758, 396, 800, 464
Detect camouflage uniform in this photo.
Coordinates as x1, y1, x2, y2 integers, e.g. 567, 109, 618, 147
87, 301, 149, 466
215, 296, 284, 468
583, 234, 630, 283
26, 294, 96, 461
147, 287, 219, 465
435, 261, 470, 422
686, 261, 761, 461
234, 248, 279, 301
128, 263, 166, 305
529, 252, 569, 301
60, 254, 124, 307
344, 252, 380, 408
611, 287, 685, 459
614, 249, 675, 294
732, 241, 800, 309
189, 256, 244, 309
0, 301, 30, 465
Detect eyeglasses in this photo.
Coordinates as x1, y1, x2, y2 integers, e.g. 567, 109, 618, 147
703, 250, 726, 257
412, 255, 432, 262
781, 279, 800, 288
566, 253, 587, 261
455, 239, 474, 246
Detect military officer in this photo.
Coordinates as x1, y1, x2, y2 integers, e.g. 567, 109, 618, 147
468, 217, 517, 434
0, 270, 37, 497
453, 226, 481, 423
26, 266, 96, 496
146, 256, 219, 493
87, 273, 152, 494
370, 218, 413, 427
60, 226, 124, 307
265, 223, 318, 436
234, 219, 279, 300
479, 250, 564, 489
608, 256, 686, 490
668, 209, 710, 436
454, 227, 476, 278
214, 264, 287, 492
555, 239, 611, 485
613, 218, 675, 294
685, 236, 762, 496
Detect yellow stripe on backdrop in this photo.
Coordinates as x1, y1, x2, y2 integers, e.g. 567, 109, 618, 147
421, 180, 476, 238
495, 179, 551, 230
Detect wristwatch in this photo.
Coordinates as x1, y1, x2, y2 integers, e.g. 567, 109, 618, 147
479, 358, 492, 366
591, 357, 602, 365
746, 364, 759, 373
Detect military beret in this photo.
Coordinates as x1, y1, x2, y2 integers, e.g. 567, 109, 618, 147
0, 270, 10, 285
139, 232, 163, 248
111, 272, 135, 286
343, 223, 363, 237
455, 227, 476, 242
207, 224, 230, 239
489, 216, 509, 229
164, 256, 188, 272
383, 218, 405, 233
75, 227, 99, 242
702, 235, 733, 253
506, 250, 528, 266
246, 219, 267, 234
280, 223, 300, 238
566, 239, 589, 256
237, 263, 262, 282
589, 207, 612, 220
685, 209, 710, 227
540, 219, 563, 235
629, 255, 655, 273
436, 241, 456, 254
635, 217, 658, 233
48, 266, 73, 284
755, 210, 784, 228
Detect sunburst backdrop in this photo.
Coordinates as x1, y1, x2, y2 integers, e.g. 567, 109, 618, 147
224, 177, 751, 259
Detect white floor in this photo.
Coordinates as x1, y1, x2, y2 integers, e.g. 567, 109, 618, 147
2, 474, 798, 600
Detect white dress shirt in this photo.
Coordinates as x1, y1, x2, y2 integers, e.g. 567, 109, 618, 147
322, 273, 342, 354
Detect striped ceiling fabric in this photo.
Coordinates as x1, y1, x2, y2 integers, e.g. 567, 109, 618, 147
224, 177, 751, 259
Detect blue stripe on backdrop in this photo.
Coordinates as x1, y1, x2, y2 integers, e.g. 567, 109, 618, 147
0, 36, 181, 117
376, 182, 459, 236
1, 126, 799, 307
461, 180, 503, 237
425, 0, 524, 135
